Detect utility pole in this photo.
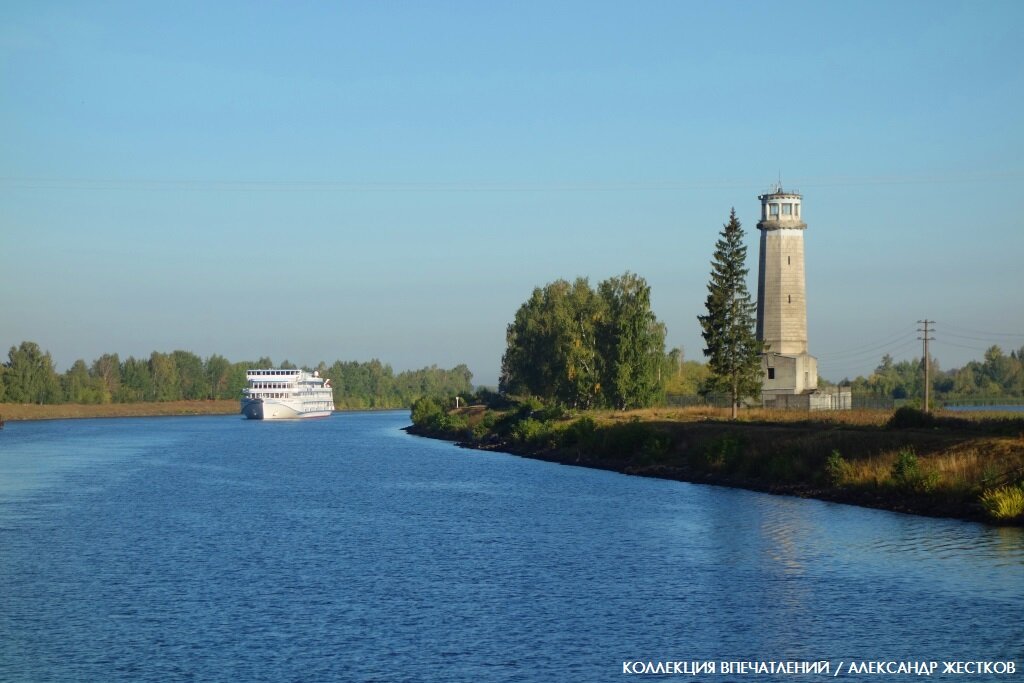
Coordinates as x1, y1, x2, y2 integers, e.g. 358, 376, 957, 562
917, 320, 935, 412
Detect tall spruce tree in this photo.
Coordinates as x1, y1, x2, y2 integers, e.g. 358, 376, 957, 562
698, 208, 764, 418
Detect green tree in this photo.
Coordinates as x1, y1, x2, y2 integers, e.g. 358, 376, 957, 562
225, 362, 251, 399
4, 342, 61, 404
597, 272, 666, 409
665, 360, 711, 396
171, 350, 208, 400
560, 278, 604, 408
500, 273, 667, 409
149, 352, 180, 401
666, 347, 683, 381
500, 282, 560, 400
205, 354, 232, 399
698, 209, 764, 418
90, 353, 120, 403
118, 356, 154, 401
63, 359, 104, 404
500, 278, 604, 408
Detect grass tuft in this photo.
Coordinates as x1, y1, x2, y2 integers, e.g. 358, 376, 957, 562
980, 485, 1024, 520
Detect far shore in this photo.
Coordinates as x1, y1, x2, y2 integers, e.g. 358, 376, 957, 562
0, 400, 241, 421
0, 401, 410, 422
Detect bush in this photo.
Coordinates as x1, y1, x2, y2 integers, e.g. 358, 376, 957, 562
410, 397, 443, 428
438, 413, 468, 434
534, 402, 566, 422
825, 450, 852, 487
470, 422, 490, 441
601, 419, 655, 460
511, 417, 551, 445
980, 485, 1024, 520
890, 448, 939, 493
701, 435, 744, 470
516, 396, 546, 418
560, 416, 597, 449
887, 406, 935, 429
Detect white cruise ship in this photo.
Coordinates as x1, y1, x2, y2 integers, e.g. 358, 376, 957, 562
240, 368, 335, 420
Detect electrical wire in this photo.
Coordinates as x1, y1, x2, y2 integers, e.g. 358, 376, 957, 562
817, 337, 921, 371
819, 330, 919, 361
2, 171, 1022, 193
941, 323, 1024, 340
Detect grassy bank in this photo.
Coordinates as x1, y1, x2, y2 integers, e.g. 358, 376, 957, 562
0, 400, 240, 421
408, 400, 1024, 525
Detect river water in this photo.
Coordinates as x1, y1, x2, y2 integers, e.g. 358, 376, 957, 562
1, 412, 1021, 681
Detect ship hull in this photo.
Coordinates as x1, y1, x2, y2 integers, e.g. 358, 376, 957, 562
241, 398, 333, 420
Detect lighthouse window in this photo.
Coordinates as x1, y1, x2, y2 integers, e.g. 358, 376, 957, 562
782, 203, 793, 215
788, 295, 792, 303
767, 368, 776, 380
787, 255, 791, 265
770, 203, 780, 216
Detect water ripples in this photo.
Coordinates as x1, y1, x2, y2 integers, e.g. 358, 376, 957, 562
1, 412, 1022, 681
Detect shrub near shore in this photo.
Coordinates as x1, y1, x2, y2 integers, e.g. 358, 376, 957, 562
409, 398, 1024, 525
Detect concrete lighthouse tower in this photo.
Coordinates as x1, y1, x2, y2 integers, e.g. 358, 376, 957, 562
756, 185, 819, 405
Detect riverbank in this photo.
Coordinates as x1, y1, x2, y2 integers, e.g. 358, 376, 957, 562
407, 403, 1024, 525
0, 401, 409, 422
0, 400, 240, 421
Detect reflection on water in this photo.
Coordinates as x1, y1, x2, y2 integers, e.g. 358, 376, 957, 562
1, 412, 1022, 682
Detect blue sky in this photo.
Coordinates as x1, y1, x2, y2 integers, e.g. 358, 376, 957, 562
2, 0, 1023, 386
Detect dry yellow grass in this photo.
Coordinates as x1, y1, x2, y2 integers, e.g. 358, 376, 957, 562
822, 436, 1024, 491
0, 400, 239, 421
588, 406, 894, 427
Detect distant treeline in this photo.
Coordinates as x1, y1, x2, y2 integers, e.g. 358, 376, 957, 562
839, 346, 1024, 401
0, 341, 473, 409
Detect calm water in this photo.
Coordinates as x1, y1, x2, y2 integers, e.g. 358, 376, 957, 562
1, 412, 1021, 682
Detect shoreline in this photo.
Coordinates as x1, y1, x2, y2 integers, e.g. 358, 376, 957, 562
0, 402, 407, 422
0, 400, 240, 422
405, 410, 1024, 527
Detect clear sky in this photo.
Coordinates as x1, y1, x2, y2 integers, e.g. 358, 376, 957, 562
2, 1, 1023, 386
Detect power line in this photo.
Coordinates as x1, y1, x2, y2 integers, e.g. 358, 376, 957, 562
942, 331, 1009, 343
934, 339, 998, 353
2, 171, 1022, 193
818, 329, 919, 360
817, 337, 921, 371
940, 323, 1024, 339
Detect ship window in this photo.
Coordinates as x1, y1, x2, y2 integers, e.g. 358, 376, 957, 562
782, 203, 792, 215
